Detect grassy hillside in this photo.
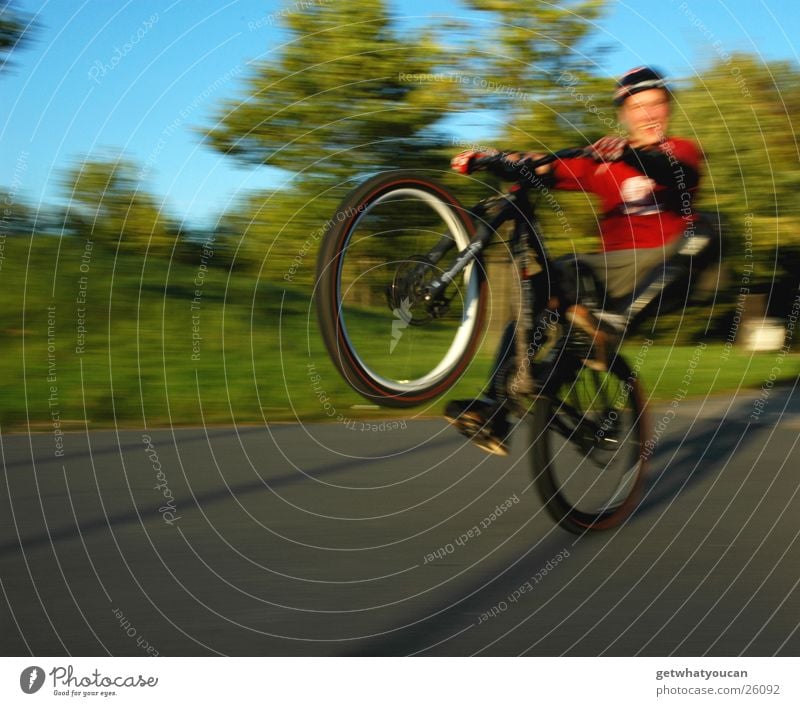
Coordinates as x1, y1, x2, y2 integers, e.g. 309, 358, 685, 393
0, 234, 796, 430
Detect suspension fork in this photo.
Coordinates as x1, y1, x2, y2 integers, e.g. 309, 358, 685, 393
421, 198, 515, 305
423, 230, 462, 267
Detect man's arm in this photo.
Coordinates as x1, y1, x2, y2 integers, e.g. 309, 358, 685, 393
620, 143, 700, 190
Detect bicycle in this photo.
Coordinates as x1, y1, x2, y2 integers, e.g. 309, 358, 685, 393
315, 151, 670, 533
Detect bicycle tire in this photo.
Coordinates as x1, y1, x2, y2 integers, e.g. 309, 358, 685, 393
531, 354, 648, 533
315, 171, 487, 407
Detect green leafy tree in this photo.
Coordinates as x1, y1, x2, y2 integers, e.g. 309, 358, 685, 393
670, 55, 800, 285
206, 0, 459, 177
0, 189, 35, 234
461, 3, 607, 74
0, 0, 34, 74
205, 0, 471, 278
452, 1, 614, 253
460, 0, 609, 134
205, 0, 612, 278
63, 158, 175, 254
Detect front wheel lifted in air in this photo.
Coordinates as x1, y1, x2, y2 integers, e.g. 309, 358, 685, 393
315, 171, 487, 408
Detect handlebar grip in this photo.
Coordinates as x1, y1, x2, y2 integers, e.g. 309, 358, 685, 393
469, 153, 504, 171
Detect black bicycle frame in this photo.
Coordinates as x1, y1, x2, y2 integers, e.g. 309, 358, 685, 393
421, 183, 560, 312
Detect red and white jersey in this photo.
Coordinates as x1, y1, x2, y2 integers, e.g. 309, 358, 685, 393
551, 137, 703, 252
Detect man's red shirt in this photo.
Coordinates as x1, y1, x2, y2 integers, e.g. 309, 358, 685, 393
551, 137, 702, 251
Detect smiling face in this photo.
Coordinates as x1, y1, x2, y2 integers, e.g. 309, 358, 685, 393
618, 88, 671, 147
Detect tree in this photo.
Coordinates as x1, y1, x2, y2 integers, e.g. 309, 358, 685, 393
669, 55, 800, 286
0, 1, 34, 74
204, 0, 612, 278
450, 1, 614, 254
206, 0, 460, 179
459, 0, 610, 135
63, 158, 175, 254
205, 0, 471, 278
0, 188, 34, 235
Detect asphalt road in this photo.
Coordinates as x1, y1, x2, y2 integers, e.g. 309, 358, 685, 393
1, 387, 799, 656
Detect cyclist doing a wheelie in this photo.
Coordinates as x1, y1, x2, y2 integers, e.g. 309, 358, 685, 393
445, 67, 714, 455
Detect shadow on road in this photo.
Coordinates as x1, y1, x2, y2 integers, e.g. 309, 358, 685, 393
0, 429, 456, 557
639, 386, 796, 516
341, 387, 798, 656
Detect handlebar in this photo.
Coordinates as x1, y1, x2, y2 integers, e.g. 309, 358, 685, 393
470, 147, 588, 177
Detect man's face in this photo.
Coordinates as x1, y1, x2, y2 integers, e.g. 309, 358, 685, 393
618, 88, 671, 147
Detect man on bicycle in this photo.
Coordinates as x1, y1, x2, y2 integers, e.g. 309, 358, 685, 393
445, 67, 708, 455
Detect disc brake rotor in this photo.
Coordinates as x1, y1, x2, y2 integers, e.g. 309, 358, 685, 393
385, 255, 438, 325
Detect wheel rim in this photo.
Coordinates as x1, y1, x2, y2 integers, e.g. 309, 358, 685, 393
334, 186, 482, 394
544, 364, 643, 518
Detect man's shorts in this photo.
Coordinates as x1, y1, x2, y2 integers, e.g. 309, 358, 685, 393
556, 221, 721, 314
577, 236, 685, 299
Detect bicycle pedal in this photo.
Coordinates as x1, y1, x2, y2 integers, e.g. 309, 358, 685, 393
471, 430, 509, 456
445, 409, 487, 435
458, 418, 485, 436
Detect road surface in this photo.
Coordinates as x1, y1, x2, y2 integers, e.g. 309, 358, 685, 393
2, 388, 799, 656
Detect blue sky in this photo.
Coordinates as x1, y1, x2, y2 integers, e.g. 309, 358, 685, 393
1, 0, 798, 226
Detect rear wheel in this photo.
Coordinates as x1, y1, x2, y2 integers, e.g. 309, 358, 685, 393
315, 171, 487, 407
531, 354, 647, 533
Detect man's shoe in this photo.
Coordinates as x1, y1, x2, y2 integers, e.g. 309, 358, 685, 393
444, 399, 511, 456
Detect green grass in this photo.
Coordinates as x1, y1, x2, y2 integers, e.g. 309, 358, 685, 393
0, 234, 796, 430
618, 340, 799, 403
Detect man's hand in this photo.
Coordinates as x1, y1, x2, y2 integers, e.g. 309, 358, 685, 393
587, 136, 628, 162
450, 149, 499, 174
